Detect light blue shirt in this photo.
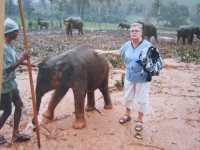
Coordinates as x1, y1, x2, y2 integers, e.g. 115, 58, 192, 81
119, 39, 152, 82
1, 43, 19, 94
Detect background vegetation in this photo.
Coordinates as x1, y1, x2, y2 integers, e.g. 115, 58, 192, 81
4, 0, 200, 30
4, 0, 200, 67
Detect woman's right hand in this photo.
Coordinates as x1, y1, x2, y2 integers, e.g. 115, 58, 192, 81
95, 49, 104, 55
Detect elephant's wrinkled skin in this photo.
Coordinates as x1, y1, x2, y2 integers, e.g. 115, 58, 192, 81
33, 44, 112, 129
137, 21, 158, 43
37, 19, 49, 30
177, 25, 200, 45
64, 17, 83, 36
118, 22, 130, 30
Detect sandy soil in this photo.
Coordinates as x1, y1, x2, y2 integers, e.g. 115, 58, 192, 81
0, 30, 200, 150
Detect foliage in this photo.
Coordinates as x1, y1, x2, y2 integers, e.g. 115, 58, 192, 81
28, 20, 33, 29
172, 45, 200, 64
5, 0, 19, 15
114, 73, 125, 88
159, 2, 189, 27
191, 3, 200, 25
4, 0, 200, 30
150, 0, 163, 18
107, 55, 125, 67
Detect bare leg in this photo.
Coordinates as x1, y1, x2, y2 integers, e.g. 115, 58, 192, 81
125, 107, 131, 116
0, 108, 12, 129
12, 100, 23, 140
137, 111, 143, 122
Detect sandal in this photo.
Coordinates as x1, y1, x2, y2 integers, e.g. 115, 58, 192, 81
119, 114, 131, 124
13, 134, 30, 143
0, 135, 12, 147
0, 135, 7, 145
135, 121, 143, 131
134, 133, 143, 139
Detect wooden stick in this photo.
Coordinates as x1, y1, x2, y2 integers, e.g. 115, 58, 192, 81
94, 107, 105, 116
0, 0, 4, 99
17, 0, 41, 148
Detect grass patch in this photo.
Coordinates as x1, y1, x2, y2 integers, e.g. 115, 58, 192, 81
84, 22, 118, 30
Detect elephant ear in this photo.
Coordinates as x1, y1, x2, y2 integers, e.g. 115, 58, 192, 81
54, 61, 73, 82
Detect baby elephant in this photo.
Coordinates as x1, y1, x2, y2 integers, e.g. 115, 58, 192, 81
33, 44, 112, 129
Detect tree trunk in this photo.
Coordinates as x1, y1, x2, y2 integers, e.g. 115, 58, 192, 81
0, 0, 4, 95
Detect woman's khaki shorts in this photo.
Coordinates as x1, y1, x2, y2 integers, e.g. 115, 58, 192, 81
124, 78, 151, 114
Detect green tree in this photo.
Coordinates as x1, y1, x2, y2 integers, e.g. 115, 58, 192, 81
5, 0, 18, 15
39, 0, 48, 10
160, 2, 189, 27
48, 0, 57, 29
197, 3, 200, 13
191, 3, 200, 24
126, 0, 136, 15
56, 0, 67, 28
151, 0, 163, 18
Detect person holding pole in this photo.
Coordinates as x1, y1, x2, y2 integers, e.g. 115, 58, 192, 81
0, 18, 38, 146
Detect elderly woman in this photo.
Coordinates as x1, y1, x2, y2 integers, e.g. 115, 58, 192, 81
95, 22, 152, 131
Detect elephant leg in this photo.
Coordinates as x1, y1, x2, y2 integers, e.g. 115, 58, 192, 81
70, 29, 72, 36
73, 87, 87, 129
78, 30, 80, 35
85, 91, 95, 112
155, 35, 158, 43
177, 36, 180, 43
81, 28, 83, 35
147, 36, 151, 42
99, 78, 112, 109
42, 85, 69, 120
182, 38, 186, 44
189, 36, 193, 45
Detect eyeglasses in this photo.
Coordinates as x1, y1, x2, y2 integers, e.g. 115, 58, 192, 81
130, 30, 141, 33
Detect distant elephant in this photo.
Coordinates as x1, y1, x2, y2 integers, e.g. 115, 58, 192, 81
33, 44, 112, 129
136, 21, 158, 43
64, 17, 83, 36
195, 27, 200, 39
177, 25, 200, 45
118, 22, 130, 30
37, 19, 49, 30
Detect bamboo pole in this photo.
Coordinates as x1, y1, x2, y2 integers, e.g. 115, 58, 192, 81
0, 0, 4, 98
17, 0, 41, 148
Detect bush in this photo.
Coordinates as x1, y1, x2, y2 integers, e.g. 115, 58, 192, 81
28, 20, 33, 29
107, 55, 125, 67
172, 46, 200, 64
114, 73, 125, 88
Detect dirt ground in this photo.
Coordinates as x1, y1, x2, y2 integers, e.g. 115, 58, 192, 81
0, 29, 200, 150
